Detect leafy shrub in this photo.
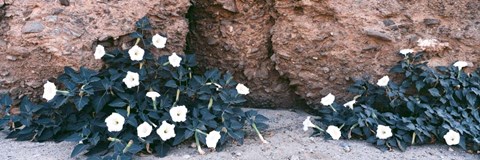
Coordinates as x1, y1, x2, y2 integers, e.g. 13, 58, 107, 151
0, 17, 269, 159
305, 51, 480, 153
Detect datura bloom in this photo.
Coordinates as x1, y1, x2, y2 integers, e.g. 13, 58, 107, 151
443, 130, 460, 146
206, 130, 221, 149
168, 53, 182, 67
122, 71, 140, 88
94, 45, 106, 59
377, 76, 390, 87
326, 125, 342, 140
303, 116, 317, 131
152, 34, 167, 49
105, 113, 125, 132
128, 45, 145, 61
157, 121, 176, 141
343, 99, 356, 110
169, 105, 188, 122
137, 122, 153, 138
399, 49, 414, 56
235, 83, 250, 95
320, 93, 335, 106
146, 91, 160, 101
42, 81, 57, 101
376, 125, 393, 139
453, 61, 468, 71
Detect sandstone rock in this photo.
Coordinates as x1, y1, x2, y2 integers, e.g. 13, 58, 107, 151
423, 18, 440, 26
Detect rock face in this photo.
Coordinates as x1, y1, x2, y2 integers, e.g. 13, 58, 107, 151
188, 0, 300, 108
0, 0, 190, 100
1, 0, 479, 108
189, 0, 480, 108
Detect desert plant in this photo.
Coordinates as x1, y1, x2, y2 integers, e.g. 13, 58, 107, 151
0, 17, 269, 159
304, 51, 479, 153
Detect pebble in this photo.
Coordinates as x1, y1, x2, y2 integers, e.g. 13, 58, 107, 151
59, 0, 70, 6
9, 87, 20, 95
364, 29, 393, 41
423, 18, 440, 26
290, 155, 300, 160
182, 155, 191, 159
6, 55, 16, 61
26, 80, 42, 88
340, 142, 351, 152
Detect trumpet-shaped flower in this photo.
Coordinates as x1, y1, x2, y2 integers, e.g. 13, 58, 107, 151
236, 83, 250, 95
168, 53, 182, 67
105, 113, 125, 132
399, 49, 414, 56
157, 121, 176, 141
137, 122, 153, 138
376, 125, 393, 139
321, 93, 335, 106
42, 81, 57, 101
453, 61, 468, 71
128, 45, 145, 61
377, 76, 389, 87
94, 45, 106, 59
152, 34, 167, 49
326, 125, 341, 140
303, 116, 317, 131
206, 130, 221, 149
122, 71, 140, 88
443, 130, 460, 146
146, 91, 160, 101
169, 105, 188, 122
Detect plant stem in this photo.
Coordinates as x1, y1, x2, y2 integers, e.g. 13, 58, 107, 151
175, 89, 180, 102
252, 123, 269, 144
207, 97, 213, 110
152, 100, 157, 111
411, 132, 416, 145
195, 129, 208, 136
194, 131, 205, 155
134, 38, 141, 46
122, 140, 134, 153
56, 90, 69, 95
329, 105, 337, 112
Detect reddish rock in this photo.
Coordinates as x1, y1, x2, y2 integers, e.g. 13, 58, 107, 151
0, 0, 190, 100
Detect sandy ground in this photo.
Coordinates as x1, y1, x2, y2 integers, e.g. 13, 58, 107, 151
0, 109, 478, 160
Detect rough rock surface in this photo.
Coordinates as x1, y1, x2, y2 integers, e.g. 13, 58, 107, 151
188, 0, 480, 107
187, 0, 300, 108
0, 0, 190, 100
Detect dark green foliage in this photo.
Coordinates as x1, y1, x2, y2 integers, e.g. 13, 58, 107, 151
0, 17, 268, 159
314, 52, 480, 152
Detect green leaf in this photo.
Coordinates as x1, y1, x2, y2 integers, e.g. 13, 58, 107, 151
74, 96, 89, 111
71, 144, 89, 157
466, 92, 476, 106
165, 80, 177, 88
155, 143, 170, 157
428, 88, 441, 97
109, 99, 127, 108
92, 92, 110, 112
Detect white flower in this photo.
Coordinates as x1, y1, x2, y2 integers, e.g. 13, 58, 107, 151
326, 125, 342, 140
128, 45, 145, 61
320, 93, 335, 106
94, 45, 106, 59
443, 130, 460, 146
105, 113, 125, 132
169, 105, 188, 122
377, 76, 390, 87
236, 83, 250, 95
453, 61, 469, 71
137, 122, 153, 138
343, 100, 356, 110
152, 34, 167, 49
399, 49, 414, 56
376, 125, 393, 139
42, 81, 57, 101
303, 116, 317, 131
122, 71, 140, 88
168, 53, 182, 67
156, 121, 176, 141
206, 130, 221, 149
146, 91, 160, 101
